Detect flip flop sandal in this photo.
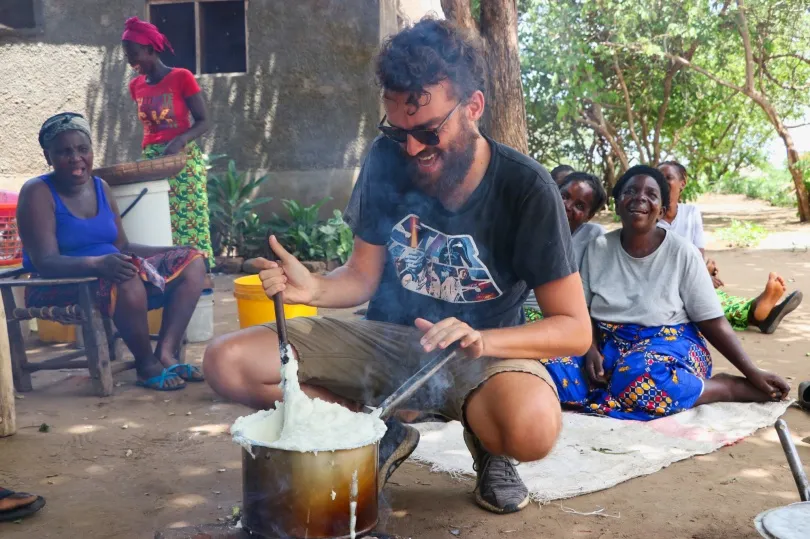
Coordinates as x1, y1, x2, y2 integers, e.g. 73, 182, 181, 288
798, 381, 810, 412
135, 365, 186, 391
758, 290, 803, 334
172, 363, 205, 382
0, 488, 46, 522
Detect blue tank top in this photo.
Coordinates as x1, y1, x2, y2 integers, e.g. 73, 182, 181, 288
22, 176, 120, 272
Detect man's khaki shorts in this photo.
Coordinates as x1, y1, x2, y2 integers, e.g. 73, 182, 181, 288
264, 316, 558, 423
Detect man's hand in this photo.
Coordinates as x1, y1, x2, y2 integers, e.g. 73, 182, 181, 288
256, 235, 318, 305
415, 317, 485, 359
746, 369, 790, 401
585, 347, 607, 387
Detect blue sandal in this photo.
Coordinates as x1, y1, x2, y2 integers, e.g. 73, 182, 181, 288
173, 363, 205, 382
135, 365, 186, 391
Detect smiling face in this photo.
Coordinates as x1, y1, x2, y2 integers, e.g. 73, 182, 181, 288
383, 82, 484, 198
122, 40, 156, 75
45, 130, 94, 187
616, 175, 664, 233
561, 180, 597, 234
658, 164, 686, 209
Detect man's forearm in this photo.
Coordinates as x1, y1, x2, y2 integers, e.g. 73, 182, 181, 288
310, 265, 379, 309
481, 314, 592, 360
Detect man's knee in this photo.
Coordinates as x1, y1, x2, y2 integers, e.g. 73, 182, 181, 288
498, 394, 561, 462
203, 334, 242, 382
467, 373, 562, 462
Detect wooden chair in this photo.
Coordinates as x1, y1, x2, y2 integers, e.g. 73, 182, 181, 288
0, 267, 184, 397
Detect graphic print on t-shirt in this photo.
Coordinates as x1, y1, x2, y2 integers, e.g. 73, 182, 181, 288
136, 93, 177, 136
388, 214, 502, 303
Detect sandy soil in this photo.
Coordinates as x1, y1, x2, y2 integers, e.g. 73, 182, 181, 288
2, 194, 809, 539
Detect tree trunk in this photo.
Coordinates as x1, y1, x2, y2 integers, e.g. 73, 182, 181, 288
767, 107, 810, 222
440, 0, 528, 154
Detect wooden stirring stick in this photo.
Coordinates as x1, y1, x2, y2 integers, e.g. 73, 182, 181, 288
265, 229, 291, 365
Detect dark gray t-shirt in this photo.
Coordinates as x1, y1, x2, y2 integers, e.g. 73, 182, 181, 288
344, 135, 577, 329
581, 229, 723, 326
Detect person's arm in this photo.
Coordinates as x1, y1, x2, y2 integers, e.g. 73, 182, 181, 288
695, 317, 757, 376
696, 317, 789, 398
309, 237, 386, 308
481, 274, 591, 359
17, 180, 134, 279
104, 181, 176, 258
256, 235, 385, 309
178, 93, 210, 145
163, 71, 210, 155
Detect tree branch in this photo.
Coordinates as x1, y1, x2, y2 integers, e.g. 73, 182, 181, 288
576, 106, 630, 171
652, 42, 697, 164
612, 54, 647, 163
736, 0, 757, 94
668, 115, 699, 152
440, 0, 478, 32
602, 42, 747, 95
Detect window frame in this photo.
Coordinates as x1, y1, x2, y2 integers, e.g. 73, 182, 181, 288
0, 0, 43, 37
145, 0, 249, 77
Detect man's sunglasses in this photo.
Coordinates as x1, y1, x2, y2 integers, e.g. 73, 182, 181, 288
377, 102, 461, 146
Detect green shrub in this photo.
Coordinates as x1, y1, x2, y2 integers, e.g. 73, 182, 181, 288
715, 220, 767, 248
207, 160, 272, 258
269, 199, 354, 264
713, 166, 796, 208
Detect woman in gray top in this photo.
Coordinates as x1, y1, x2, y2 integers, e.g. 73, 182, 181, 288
525, 172, 607, 321
540, 166, 789, 420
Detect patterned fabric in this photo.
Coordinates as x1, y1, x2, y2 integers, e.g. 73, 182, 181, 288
524, 305, 543, 322
142, 142, 215, 267
716, 289, 753, 331
540, 322, 712, 421
25, 247, 202, 317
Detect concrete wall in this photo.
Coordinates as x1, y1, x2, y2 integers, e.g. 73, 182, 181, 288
0, 0, 398, 216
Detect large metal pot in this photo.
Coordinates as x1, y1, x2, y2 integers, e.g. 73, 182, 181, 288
242, 442, 379, 539
240, 346, 460, 538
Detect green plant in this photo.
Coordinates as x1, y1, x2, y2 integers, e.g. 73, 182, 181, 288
715, 220, 767, 248
270, 199, 354, 264
208, 160, 271, 257
713, 166, 797, 208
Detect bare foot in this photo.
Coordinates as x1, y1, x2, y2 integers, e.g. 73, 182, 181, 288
752, 272, 786, 322
0, 491, 37, 512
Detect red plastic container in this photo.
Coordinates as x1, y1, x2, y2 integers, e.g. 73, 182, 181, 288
0, 203, 23, 266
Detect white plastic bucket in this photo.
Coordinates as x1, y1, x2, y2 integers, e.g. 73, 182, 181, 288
110, 179, 173, 247
186, 289, 214, 343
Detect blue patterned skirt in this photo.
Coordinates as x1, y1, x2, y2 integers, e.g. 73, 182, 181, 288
540, 322, 712, 420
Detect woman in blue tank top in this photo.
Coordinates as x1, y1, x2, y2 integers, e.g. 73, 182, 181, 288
17, 112, 207, 391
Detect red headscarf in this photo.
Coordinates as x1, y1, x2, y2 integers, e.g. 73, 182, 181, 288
122, 16, 174, 54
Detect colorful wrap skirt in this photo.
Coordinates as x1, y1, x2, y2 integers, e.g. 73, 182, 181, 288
25, 248, 202, 317
142, 141, 215, 268
540, 322, 713, 421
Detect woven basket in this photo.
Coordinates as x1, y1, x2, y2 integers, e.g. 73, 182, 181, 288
93, 151, 188, 186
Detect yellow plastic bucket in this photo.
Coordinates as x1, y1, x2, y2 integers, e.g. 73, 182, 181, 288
37, 319, 77, 343
233, 275, 317, 329
148, 308, 163, 335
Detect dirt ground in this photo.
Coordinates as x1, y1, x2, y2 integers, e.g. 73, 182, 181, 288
1, 194, 809, 539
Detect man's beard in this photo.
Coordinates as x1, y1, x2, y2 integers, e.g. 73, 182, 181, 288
406, 121, 479, 199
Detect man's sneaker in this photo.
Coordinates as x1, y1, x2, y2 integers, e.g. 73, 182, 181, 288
464, 430, 529, 514
377, 418, 420, 493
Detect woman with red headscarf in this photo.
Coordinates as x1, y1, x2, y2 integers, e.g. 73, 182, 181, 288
122, 17, 215, 269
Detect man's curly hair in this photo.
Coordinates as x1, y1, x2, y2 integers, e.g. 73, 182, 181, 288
375, 18, 487, 110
